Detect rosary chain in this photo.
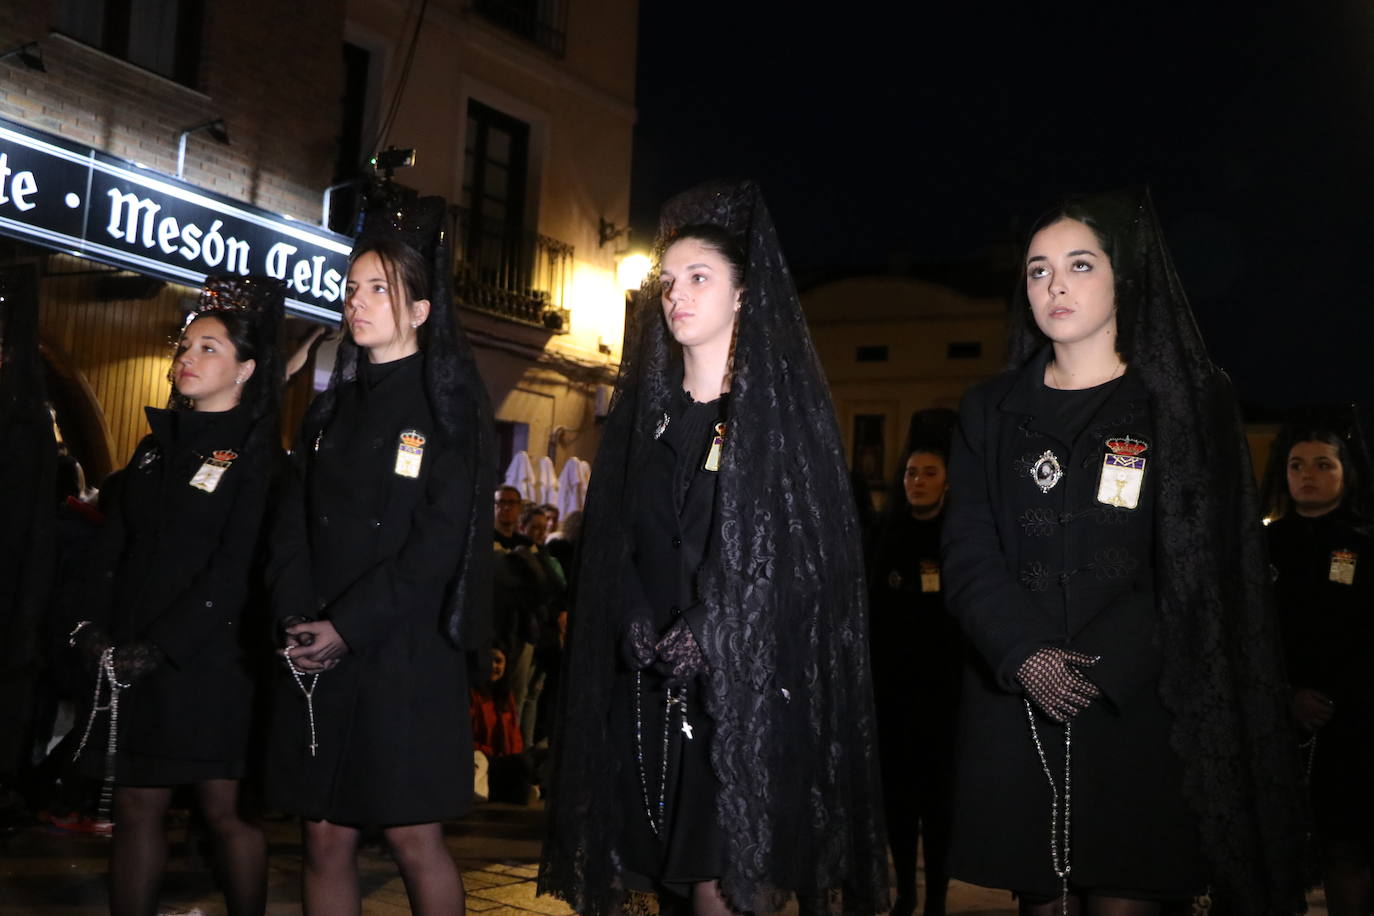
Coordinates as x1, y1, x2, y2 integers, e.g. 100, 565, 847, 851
285, 646, 322, 757
1025, 699, 1072, 914
634, 671, 687, 838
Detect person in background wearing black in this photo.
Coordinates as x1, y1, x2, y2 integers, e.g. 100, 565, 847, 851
494, 486, 531, 550
69, 275, 284, 916
513, 503, 565, 746
543, 508, 582, 584
264, 193, 494, 916
1264, 419, 1374, 916
869, 409, 960, 916
0, 264, 57, 831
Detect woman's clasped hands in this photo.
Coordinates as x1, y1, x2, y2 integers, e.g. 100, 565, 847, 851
279, 617, 350, 672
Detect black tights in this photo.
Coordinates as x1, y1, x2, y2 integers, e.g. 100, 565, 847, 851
1323, 839, 1374, 916
888, 810, 951, 915
109, 779, 265, 916
1019, 894, 1164, 916
301, 818, 464, 915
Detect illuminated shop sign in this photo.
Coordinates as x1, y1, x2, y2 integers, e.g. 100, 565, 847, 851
0, 115, 350, 321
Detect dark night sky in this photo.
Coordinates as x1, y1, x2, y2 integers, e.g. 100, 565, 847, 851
629, 2, 1374, 416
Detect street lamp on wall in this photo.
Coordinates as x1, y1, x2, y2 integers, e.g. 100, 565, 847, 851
0, 42, 45, 72
598, 217, 632, 249
175, 119, 230, 180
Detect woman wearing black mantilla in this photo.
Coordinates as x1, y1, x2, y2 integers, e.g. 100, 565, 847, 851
941, 189, 1304, 915
539, 180, 888, 916
264, 193, 494, 915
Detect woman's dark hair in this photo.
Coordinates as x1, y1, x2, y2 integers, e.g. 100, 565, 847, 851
1264, 425, 1364, 521
907, 443, 950, 466
348, 236, 435, 351
1009, 195, 1138, 364
657, 222, 747, 289
172, 309, 280, 421
518, 503, 548, 530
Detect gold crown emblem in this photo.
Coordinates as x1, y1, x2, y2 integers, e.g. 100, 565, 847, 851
400, 432, 426, 448
212, 450, 238, 462
1105, 436, 1148, 457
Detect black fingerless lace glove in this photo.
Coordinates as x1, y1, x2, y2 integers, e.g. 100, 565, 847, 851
655, 618, 705, 680
1016, 647, 1100, 722
620, 617, 656, 671
113, 640, 166, 685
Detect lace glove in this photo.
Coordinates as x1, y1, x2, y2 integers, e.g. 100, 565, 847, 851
112, 640, 166, 685
1016, 647, 1100, 722
620, 617, 656, 671
654, 618, 705, 680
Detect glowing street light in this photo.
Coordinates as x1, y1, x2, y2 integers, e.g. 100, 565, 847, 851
617, 252, 652, 292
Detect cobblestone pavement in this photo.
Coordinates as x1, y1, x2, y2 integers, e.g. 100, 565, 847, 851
0, 802, 1328, 914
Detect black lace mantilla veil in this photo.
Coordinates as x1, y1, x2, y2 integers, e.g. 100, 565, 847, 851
303, 193, 494, 649
539, 180, 889, 913
1009, 189, 1305, 913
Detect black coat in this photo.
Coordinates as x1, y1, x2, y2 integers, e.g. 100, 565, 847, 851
80, 405, 275, 780
613, 393, 727, 886
868, 511, 960, 787
1268, 509, 1374, 841
265, 353, 475, 825
942, 354, 1202, 897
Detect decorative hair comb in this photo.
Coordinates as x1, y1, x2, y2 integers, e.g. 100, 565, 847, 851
354, 184, 447, 261
197, 275, 287, 315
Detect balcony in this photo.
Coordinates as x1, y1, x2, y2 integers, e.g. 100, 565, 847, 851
471, 0, 567, 57
449, 205, 574, 332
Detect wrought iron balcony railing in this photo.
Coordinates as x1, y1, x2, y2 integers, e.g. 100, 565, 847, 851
449, 205, 574, 332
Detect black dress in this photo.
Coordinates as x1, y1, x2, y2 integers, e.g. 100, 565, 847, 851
942, 355, 1204, 899
80, 405, 274, 785
615, 389, 727, 892
265, 352, 475, 825
1268, 508, 1374, 849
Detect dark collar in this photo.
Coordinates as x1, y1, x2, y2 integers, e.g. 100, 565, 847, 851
144, 404, 254, 455
998, 347, 1147, 426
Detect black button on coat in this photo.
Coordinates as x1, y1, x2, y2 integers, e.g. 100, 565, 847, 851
265, 354, 475, 825
942, 354, 1203, 897
79, 405, 275, 780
